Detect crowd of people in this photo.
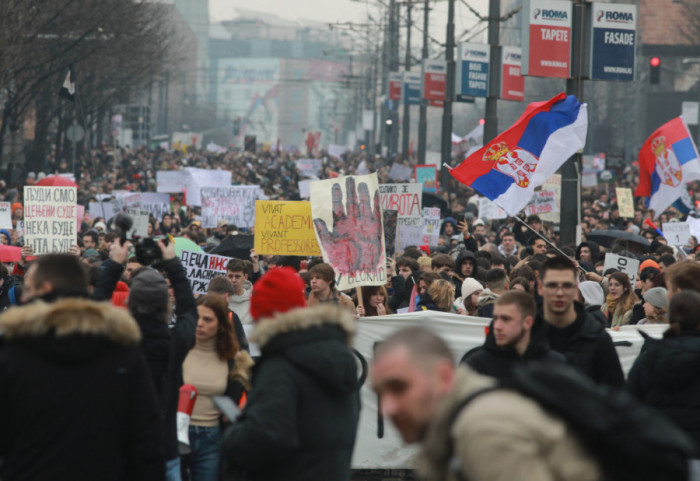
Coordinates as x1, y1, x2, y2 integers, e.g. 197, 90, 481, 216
2, 144, 700, 480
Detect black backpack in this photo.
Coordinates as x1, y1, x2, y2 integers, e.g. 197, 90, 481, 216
450, 362, 695, 481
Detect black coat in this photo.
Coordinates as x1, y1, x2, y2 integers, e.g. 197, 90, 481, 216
220, 305, 360, 481
0, 298, 164, 481
544, 302, 625, 388
461, 318, 566, 380
627, 332, 700, 455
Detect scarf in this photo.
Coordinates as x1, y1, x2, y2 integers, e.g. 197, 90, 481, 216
605, 294, 619, 318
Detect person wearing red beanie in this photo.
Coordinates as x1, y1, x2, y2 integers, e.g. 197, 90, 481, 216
220, 267, 361, 481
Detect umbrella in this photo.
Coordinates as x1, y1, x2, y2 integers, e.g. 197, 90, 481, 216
209, 234, 254, 260
36, 175, 78, 188
172, 236, 204, 257
0, 245, 21, 263
586, 230, 650, 250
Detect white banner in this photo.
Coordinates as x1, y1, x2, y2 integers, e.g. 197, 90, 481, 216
156, 170, 189, 193
662, 222, 691, 247
0, 202, 12, 230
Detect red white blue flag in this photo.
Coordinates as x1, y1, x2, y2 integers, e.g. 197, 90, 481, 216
635, 117, 700, 214
450, 93, 587, 216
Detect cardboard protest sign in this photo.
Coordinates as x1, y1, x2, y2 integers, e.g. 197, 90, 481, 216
0, 202, 12, 229
137, 193, 171, 220
179, 249, 232, 294
524, 189, 558, 216
422, 207, 442, 246
662, 222, 691, 246
379, 183, 423, 251
89, 201, 116, 220
127, 209, 150, 238
310, 173, 386, 290
478, 197, 508, 220
389, 163, 413, 181
540, 174, 561, 223
298, 180, 311, 199
296, 158, 323, 178
688, 217, 700, 244
24, 186, 77, 254
616, 187, 635, 218
184, 167, 232, 206
254, 201, 321, 256
156, 170, 189, 193
201, 186, 264, 229
414, 164, 438, 192
604, 253, 640, 285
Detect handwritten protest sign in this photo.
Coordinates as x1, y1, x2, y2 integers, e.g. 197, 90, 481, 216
310, 173, 386, 290
524, 189, 558, 216
201, 186, 264, 229
24, 186, 77, 254
604, 253, 640, 285
422, 207, 442, 246
540, 174, 561, 223
389, 163, 413, 181
663, 222, 691, 246
0, 202, 12, 229
414, 165, 438, 192
379, 183, 423, 251
296, 158, 323, 178
616, 187, 635, 218
184, 167, 232, 206
127, 209, 150, 238
137, 193, 171, 220
156, 170, 189, 193
298, 180, 311, 199
478, 197, 508, 220
89, 201, 116, 220
254, 201, 321, 256
179, 250, 232, 294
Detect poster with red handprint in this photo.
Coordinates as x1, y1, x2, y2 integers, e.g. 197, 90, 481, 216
310, 173, 387, 291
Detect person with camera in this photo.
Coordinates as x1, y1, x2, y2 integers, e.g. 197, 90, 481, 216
128, 239, 198, 481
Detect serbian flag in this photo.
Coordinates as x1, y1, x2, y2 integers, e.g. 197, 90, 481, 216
635, 117, 700, 214
450, 93, 587, 216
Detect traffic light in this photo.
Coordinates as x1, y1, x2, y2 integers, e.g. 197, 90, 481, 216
650, 57, 661, 85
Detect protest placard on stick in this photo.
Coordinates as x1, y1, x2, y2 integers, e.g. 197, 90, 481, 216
201, 186, 264, 228
24, 186, 77, 254
254, 201, 321, 256
179, 250, 232, 294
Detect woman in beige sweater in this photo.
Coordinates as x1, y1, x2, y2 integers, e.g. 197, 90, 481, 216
182, 295, 252, 481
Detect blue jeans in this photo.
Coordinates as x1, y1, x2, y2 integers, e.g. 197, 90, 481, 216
165, 457, 181, 481
185, 425, 221, 481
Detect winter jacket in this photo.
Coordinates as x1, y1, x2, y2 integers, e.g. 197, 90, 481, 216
440, 217, 458, 236
220, 305, 360, 481
388, 274, 414, 312
0, 274, 22, 311
417, 292, 441, 312
132, 257, 197, 461
476, 288, 501, 318
306, 289, 355, 312
414, 367, 601, 481
229, 280, 253, 325
0, 298, 165, 481
585, 304, 609, 328
627, 332, 700, 456
544, 302, 625, 387
461, 317, 566, 380
601, 302, 633, 328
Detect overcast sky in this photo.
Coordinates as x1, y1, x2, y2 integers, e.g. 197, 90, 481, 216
209, 0, 491, 50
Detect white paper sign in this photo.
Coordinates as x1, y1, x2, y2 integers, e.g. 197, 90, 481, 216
184, 167, 232, 206
201, 186, 265, 228
524, 189, 558, 216
328, 144, 347, 159
540, 175, 561, 223
662, 222, 691, 246
389, 163, 413, 181
89, 201, 116, 220
296, 158, 323, 178
180, 249, 232, 294
422, 207, 442, 246
603, 253, 640, 285
478, 197, 507, 220
156, 170, 189, 193
687, 217, 700, 243
0, 202, 12, 229
127, 209, 150, 238
24, 186, 77, 254
298, 180, 311, 199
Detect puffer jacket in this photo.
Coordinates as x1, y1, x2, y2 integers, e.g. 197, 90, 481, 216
414, 367, 601, 481
220, 305, 360, 481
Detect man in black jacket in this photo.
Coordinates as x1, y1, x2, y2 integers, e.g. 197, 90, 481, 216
461, 290, 565, 379
540, 256, 624, 387
0, 254, 164, 481
128, 240, 197, 481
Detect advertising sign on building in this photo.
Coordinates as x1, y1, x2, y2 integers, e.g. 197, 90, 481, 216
521, 0, 572, 78
421, 60, 447, 101
589, 3, 637, 81
501, 46, 525, 101
456, 43, 489, 99
403, 72, 422, 105
389, 72, 403, 101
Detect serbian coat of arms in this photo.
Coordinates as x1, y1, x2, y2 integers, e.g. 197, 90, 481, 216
483, 141, 539, 188
652, 136, 682, 187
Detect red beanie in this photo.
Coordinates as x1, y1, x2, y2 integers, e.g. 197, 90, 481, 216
111, 281, 130, 309
250, 267, 306, 321
11, 203, 22, 214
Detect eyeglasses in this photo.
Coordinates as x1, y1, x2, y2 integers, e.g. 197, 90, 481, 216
543, 282, 577, 292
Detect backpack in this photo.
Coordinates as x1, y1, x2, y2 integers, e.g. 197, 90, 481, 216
450, 362, 695, 481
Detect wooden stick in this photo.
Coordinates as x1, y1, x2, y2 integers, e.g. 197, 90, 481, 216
356, 287, 364, 307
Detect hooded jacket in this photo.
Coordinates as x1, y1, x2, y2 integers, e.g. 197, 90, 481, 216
0, 298, 164, 481
440, 217, 458, 236
627, 332, 700, 455
414, 367, 601, 481
229, 279, 253, 325
461, 317, 566, 379
220, 305, 360, 481
476, 288, 501, 318
453, 251, 479, 289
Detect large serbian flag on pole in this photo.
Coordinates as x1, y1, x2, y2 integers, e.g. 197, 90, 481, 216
450, 93, 587, 216
635, 117, 700, 214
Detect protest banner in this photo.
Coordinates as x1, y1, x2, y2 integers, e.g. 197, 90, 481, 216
540, 174, 561, 223
662, 222, 691, 247
201, 186, 264, 229
389, 163, 413, 181
296, 158, 323, 178
616, 187, 635, 218
137, 193, 171, 220
478, 197, 508, 220
89, 201, 116, 220
24, 186, 77, 254
127, 209, 150, 238
156, 170, 189, 193
310, 173, 386, 290
179, 249, 232, 294
254, 201, 321, 256
414, 164, 438, 192
298, 180, 311, 199
604, 253, 640, 285
524, 189, 558, 216
0, 202, 12, 229
184, 167, 232, 206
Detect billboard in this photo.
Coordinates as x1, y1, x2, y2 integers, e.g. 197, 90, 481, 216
589, 3, 637, 81
456, 43, 489, 99
389, 72, 403, 101
421, 59, 446, 101
403, 72, 422, 105
522, 0, 572, 78
501, 46, 525, 101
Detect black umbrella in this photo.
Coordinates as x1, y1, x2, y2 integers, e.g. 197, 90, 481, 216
208, 234, 254, 260
585, 230, 650, 250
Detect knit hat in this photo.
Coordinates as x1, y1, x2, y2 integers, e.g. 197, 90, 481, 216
578, 281, 605, 308
11, 202, 22, 214
111, 281, 130, 309
250, 267, 306, 321
640, 259, 660, 271
644, 287, 668, 309
461, 278, 483, 300
128, 268, 169, 314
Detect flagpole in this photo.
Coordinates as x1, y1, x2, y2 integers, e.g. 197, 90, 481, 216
74, 90, 92, 178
